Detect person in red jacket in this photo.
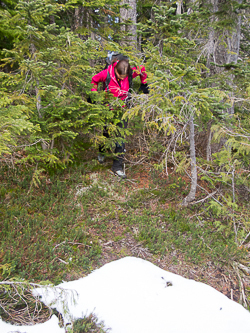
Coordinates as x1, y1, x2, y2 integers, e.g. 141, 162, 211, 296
90, 56, 148, 178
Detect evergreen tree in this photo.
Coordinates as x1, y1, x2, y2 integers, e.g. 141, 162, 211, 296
0, 0, 123, 166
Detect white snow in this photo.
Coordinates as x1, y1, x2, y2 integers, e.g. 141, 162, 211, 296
0, 314, 64, 333
1, 257, 250, 333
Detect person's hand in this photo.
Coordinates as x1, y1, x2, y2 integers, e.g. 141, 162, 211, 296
139, 83, 149, 94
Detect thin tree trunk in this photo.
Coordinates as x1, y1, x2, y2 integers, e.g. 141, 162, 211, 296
87, 10, 95, 66
35, 84, 42, 119
182, 116, 197, 206
120, 0, 137, 47
206, 124, 212, 162
176, 1, 182, 15
74, 7, 80, 32
87, 11, 95, 40
72, 5, 85, 39
30, 43, 48, 151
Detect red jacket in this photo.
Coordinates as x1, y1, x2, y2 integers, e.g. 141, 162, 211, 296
91, 62, 147, 101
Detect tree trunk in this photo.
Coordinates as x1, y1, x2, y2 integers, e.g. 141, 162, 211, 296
49, 15, 55, 25
205, 0, 241, 68
86, 10, 95, 67
74, 7, 80, 32
205, 0, 242, 114
176, 1, 182, 15
30, 43, 48, 151
120, 0, 137, 47
206, 120, 213, 161
182, 116, 197, 206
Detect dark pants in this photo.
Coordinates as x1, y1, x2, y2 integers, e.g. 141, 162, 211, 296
99, 120, 128, 171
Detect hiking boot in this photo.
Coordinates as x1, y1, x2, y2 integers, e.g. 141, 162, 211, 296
111, 168, 126, 179
98, 153, 105, 164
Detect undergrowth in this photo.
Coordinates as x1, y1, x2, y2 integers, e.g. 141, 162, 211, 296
69, 314, 110, 333
117, 191, 245, 265
0, 164, 103, 283
0, 160, 249, 309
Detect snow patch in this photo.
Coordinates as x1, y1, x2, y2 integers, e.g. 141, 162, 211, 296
1, 257, 250, 333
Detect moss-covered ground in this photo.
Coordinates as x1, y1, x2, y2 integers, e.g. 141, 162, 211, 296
1, 152, 249, 329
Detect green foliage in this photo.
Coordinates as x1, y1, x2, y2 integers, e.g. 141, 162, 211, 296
70, 314, 109, 333
0, 0, 250, 320
0, 0, 18, 56
1, 152, 250, 309
118, 178, 244, 265
0, 166, 102, 282
0, 92, 36, 154
0, 0, 134, 168
129, 11, 228, 129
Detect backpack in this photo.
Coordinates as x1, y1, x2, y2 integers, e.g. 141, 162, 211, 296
103, 52, 133, 92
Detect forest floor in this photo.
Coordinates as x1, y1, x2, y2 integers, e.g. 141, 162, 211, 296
77, 162, 244, 304
0, 147, 250, 326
